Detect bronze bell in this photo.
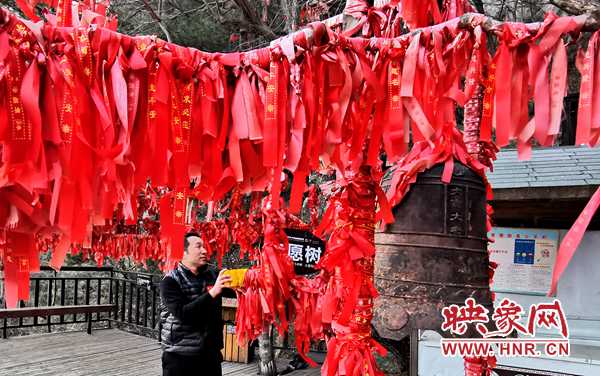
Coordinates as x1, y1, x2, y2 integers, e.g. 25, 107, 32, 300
373, 161, 494, 341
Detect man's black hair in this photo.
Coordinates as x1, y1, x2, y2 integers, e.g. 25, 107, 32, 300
183, 231, 201, 253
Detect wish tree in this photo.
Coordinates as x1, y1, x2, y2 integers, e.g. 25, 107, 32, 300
2, 0, 600, 375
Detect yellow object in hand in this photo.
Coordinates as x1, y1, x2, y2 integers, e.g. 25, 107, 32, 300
222, 268, 248, 289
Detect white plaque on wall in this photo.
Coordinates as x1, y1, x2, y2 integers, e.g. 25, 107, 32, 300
488, 227, 559, 295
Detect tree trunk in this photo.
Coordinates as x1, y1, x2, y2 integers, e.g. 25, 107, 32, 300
290, 0, 298, 31
258, 324, 277, 376
463, 84, 483, 159
280, 0, 298, 33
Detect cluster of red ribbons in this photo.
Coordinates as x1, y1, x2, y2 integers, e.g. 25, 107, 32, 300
486, 14, 586, 159
315, 166, 389, 376
14, 0, 115, 27
193, 219, 228, 267
158, 187, 244, 270
88, 233, 163, 266
289, 274, 327, 366
232, 187, 330, 366
84, 184, 165, 268
235, 198, 296, 343
1, 232, 40, 306
0, 4, 481, 308
225, 190, 263, 259
235, 166, 393, 373
463, 355, 497, 376
1, 5, 600, 376
1, 4, 598, 300
576, 30, 600, 147
398, 0, 474, 30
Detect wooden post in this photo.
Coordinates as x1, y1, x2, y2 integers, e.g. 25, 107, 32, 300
409, 329, 419, 376
87, 313, 92, 334
258, 324, 277, 376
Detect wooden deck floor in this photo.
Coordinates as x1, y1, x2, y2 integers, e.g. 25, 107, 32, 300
0, 329, 321, 376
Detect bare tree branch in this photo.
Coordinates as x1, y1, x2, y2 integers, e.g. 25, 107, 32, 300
167, 7, 205, 20
280, 0, 292, 33
111, 0, 600, 55
550, 0, 600, 15
458, 11, 600, 33
129, 19, 160, 35
140, 0, 173, 41
232, 0, 279, 38
188, 0, 222, 21
121, 6, 145, 23
470, 0, 485, 13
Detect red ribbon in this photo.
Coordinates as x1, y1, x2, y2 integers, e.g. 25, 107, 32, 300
235, 201, 295, 342
55, 0, 72, 27
400, 0, 441, 30
159, 188, 189, 269
463, 355, 497, 376
549, 185, 600, 296
383, 58, 406, 162
2, 11, 600, 362
576, 31, 600, 147
529, 15, 583, 149
494, 36, 515, 147
2, 232, 38, 308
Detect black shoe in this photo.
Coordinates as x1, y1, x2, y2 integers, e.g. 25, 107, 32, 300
289, 354, 309, 370
277, 365, 295, 375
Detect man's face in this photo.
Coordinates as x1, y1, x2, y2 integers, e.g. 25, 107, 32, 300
185, 236, 208, 267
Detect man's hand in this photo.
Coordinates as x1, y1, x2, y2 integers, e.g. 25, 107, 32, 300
208, 269, 233, 298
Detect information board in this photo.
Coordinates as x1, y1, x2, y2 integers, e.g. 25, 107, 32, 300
488, 227, 559, 295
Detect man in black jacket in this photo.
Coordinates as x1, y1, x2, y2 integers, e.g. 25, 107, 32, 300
160, 231, 232, 376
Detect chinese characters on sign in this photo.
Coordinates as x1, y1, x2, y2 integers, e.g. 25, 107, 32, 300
488, 227, 559, 295
441, 298, 568, 339
440, 298, 570, 358
284, 229, 326, 275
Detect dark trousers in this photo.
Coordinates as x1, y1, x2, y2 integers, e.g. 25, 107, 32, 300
162, 351, 223, 376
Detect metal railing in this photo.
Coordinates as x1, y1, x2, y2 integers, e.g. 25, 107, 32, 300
109, 269, 162, 340
0, 266, 114, 338
0, 265, 317, 361
0, 267, 164, 341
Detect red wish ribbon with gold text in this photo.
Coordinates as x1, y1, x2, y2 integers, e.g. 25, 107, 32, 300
576, 30, 600, 147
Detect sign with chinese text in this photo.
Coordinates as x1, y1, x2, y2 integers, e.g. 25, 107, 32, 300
488, 227, 559, 295
284, 228, 326, 275
493, 365, 579, 376
440, 298, 571, 359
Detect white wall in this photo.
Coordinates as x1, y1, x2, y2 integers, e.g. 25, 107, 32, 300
555, 231, 600, 340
